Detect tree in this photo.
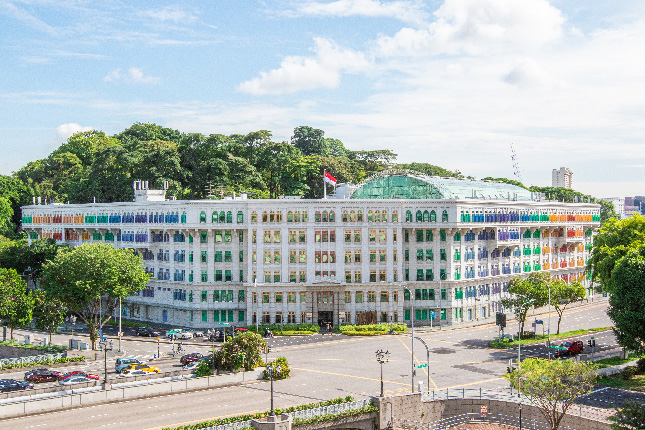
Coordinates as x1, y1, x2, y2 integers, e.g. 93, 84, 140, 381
481, 177, 527, 189
606, 245, 645, 353
212, 332, 265, 373
599, 199, 619, 224
41, 243, 150, 349
501, 273, 550, 334
505, 358, 596, 430
32, 290, 66, 344
291, 126, 326, 156
399, 162, 463, 179
549, 280, 586, 334
0, 238, 63, 283
611, 399, 645, 430
586, 215, 645, 294
0, 268, 34, 339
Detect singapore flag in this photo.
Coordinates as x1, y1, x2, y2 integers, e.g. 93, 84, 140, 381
324, 171, 337, 186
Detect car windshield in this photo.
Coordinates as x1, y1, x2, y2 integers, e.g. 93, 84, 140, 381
562, 342, 571, 347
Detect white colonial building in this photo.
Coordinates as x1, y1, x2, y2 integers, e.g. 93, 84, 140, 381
21, 173, 600, 329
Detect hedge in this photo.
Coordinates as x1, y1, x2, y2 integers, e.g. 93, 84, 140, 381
338, 323, 407, 336
0, 356, 85, 371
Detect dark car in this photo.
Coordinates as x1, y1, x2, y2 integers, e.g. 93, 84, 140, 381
552, 340, 584, 358
24, 368, 62, 383
60, 371, 99, 381
136, 327, 161, 337
0, 379, 34, 392
180, 353, 203, 365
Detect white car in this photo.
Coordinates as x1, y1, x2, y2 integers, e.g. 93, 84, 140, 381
59, 376, 94, 385
182, 361, 201, 371
175, 331, 193, 339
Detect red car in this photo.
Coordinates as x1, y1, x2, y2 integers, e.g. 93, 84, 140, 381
24, 368, 62, 383
552, 340, 584, 358
180, 353, 203, 365
60, 371, 99, 381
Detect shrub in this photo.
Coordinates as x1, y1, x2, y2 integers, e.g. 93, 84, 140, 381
620, 366, 638, 380
338, 323, 407, 335
636, 357, 645, 373
193, 360, 213, 377
264, 356, 290, 380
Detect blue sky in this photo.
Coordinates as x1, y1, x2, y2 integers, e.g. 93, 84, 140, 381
1, 0, 644, 198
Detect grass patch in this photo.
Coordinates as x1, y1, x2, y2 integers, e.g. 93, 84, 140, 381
593, 352, 645, 369
598, 373, 645, 391
488, 327, 612, 349
339, 323, 407, 336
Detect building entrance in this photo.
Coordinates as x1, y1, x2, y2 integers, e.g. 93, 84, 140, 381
317, 311, 333, 328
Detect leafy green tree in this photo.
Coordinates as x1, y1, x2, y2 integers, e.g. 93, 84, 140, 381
587, 215, 645, 294
599, 199, 619, 224
399, 162, 463, 179
0, 238, 62, 281
349, 150, 397, 177
505, 358, 596, 430
607, 245, 645, 352
611, 399, 645, 430
0, 268, 35, 339
212, 332, 265, 373
481, 176, 527, 189
32, 289, 66, 343
501, 273, 550, 334
549, 280, 586, 334
41, 243, 150, 349
291, 126, 326, 156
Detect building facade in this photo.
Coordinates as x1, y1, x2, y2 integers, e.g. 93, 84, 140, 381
552, 167, 573, 189
21, 174, 600, 329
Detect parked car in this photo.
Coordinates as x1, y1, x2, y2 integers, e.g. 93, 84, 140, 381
175, 331, 193, 340
180, 353, 203, 365
115, 357, 144, 373
122, 364, 160, 373
182, 328, 204, 337
60, 371, 99, 381
166, 329, 182, 339
59, 376, 95, 385
0, 379, 33, 392
136, 327, 161, 337
24, 368, 62, 383
551, 340, 584, 358
182, 361, 202, 371
117, 369, 158, 378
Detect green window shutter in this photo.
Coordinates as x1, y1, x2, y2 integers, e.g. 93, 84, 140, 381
404, 309, 410, 320
214, 310, 220, 322
228, 310, 233, 322
238, 311, 245, 322
202, 310, 207, 322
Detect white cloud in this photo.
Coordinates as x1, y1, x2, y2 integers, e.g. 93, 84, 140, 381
142, 6, 198, 23
503, 58, 552, 88
56, 123, 93, 140
237, 38, 369, 95
294, 0, 428, 25
374, 0, 565, 57
103, 67, 160, 84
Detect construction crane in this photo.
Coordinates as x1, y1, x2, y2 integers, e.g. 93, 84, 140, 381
510, 142, 523, 184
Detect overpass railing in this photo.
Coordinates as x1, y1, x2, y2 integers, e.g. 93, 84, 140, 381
393, 413, 578, 430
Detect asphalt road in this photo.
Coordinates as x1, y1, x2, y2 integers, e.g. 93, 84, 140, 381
1, 300, 622, 430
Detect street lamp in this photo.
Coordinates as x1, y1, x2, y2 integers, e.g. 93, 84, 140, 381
266, 361, 281, 416
414, 337, 430, 393
403, 286, 415, 393
99, 338, 113, 388
66, 315, 77, 349
517, 299, 535, 365
375, 349, 390, 397
546, 280, 552, 360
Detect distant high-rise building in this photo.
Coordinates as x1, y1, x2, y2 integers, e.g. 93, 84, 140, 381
552, 167, 573, 189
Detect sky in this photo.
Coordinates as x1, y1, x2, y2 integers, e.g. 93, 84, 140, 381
1, 0, 644, 198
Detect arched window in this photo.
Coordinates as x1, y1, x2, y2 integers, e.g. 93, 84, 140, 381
212, 211, 218, 223
441, 211, 448, 222
374, 210, 380, 222
416, 210, 422, 222
423, 210, 429, 222
322, 210, 328, 222
269, 211, 275, 223
454, 232, 461, 241
430, 210, 437, 222
219, 211, 226, 223
287, 211, 293, 222
350, 210, 356, 222
329, 210, 335, 222
367, 210, 373, 222
226, 211, 233, 223
294, 211, 301, 222
315, 211, 322, 222
342, 211, 348, 222
357, 210, 363, 222
392, 210, 398, 222
381, 210, 387, 222
200, 211, 206, 223
262, 212, 268, 223
251, 211, 257, 223
405, 210, 412, 222
181, 212, 187, 223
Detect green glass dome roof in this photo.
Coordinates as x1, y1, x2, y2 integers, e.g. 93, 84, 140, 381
349, 173, 533, 200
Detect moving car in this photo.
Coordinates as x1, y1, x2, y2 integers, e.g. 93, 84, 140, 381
24, 368, 62, 383
175, 331, 193, 340
59, 371, 99, 381
180, 353, 203, 365
551, 340, 584, 358
182, 328, 204, 337
59, 375, 95, 385
136, 327, 161, 337
122, 364, 160, 373
0, 379, 33, 392
117, 368, 158, 378
115, 357, 144, 373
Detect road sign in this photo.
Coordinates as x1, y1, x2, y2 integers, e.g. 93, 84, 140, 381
219, 323, 230, 326
118, 331, 123, 337
430, 311, 436, 319
417, 363, 427, 368
481, 405, 488, 417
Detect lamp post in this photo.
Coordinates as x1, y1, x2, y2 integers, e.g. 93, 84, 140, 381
403, 286, 414, 393
267, 361, 281, 416
517, 299, 535, 365
414, 337, 430, 393
99, 338, 112, 388
67, 315, 77, 349
375, 349, 390, 397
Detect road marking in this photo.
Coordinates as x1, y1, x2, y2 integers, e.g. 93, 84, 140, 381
439, 377, 505, 390
395, 334, 439, 390
290, 366, 411, 387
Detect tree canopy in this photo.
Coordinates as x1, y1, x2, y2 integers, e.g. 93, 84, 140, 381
501, 272, 550, 334
41, 242, 150, 349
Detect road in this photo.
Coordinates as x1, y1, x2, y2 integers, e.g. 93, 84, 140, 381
1, 300, 619, 430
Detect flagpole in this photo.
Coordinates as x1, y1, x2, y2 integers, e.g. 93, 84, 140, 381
323, 169, 327, 199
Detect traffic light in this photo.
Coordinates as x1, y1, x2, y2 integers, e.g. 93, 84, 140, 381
507, 367, 514, 374
496, 312, 506, 328
587, 340, 591, 347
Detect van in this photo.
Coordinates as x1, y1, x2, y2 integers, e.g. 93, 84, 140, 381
115, 357, 144, 373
